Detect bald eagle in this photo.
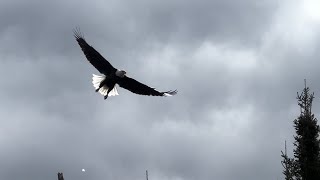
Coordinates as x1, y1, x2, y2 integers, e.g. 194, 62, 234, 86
73, 28, 177, 100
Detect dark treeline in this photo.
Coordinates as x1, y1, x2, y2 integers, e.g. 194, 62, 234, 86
281, 80, 320, 180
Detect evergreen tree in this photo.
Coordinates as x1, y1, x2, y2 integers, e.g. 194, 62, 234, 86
281, 141, 296, 180
293, 81, 320, 179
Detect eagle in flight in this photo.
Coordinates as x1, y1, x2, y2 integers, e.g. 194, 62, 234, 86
73, 28, 177, 100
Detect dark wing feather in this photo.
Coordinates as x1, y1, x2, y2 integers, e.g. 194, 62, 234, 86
73, 28, 116, 75
117, 76, 177, 96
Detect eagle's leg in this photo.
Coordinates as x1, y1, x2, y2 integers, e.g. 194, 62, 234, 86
96, 83, 104, 92
103, 88, 113, 100
96, 79, 107, 92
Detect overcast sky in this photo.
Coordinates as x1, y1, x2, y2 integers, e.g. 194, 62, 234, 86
0, 0, 320, 180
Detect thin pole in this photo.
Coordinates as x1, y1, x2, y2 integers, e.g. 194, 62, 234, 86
146, 170, 149, 180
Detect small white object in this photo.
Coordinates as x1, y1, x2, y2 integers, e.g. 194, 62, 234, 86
82, 169, 86, 172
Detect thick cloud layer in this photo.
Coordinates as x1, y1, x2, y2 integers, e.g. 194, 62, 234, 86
0, 0, 320, 180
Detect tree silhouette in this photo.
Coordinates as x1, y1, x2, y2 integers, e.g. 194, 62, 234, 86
282, 80, 320, 179
281, 141, 296, 180
57, 172, 64, 180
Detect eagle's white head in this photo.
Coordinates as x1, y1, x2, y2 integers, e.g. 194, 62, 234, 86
115, 69, 126, 78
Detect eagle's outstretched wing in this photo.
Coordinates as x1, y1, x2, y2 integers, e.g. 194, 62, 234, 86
117, 76, 177, 96
73, 28, 116, 75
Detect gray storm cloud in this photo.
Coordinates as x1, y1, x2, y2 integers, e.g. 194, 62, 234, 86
0, 0, 320, 180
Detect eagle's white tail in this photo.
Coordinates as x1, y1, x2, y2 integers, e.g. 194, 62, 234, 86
92, 74, 119, 96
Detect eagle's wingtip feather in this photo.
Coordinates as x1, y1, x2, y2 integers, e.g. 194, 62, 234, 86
163, 89, 178, 97
73, 27, 84, 40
